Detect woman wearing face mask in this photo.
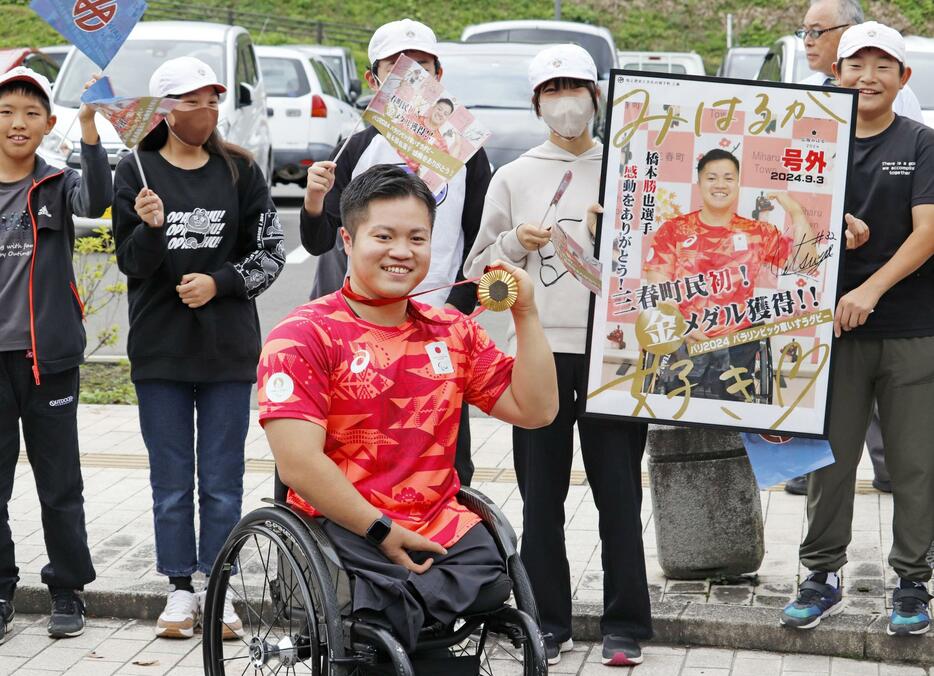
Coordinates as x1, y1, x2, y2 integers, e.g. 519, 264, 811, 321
464, 44, 652, 667
112, 57, 285, 640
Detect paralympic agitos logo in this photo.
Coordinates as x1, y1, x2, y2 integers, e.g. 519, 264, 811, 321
72, 0, 118, 32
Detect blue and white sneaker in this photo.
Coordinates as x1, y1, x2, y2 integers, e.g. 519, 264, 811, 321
781, 574, 844, 629
887, 582, 931, 636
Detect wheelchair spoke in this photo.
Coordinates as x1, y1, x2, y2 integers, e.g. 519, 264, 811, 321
229, 575, 268, 643
262, 567, 300, 643
238, 555, 256, 638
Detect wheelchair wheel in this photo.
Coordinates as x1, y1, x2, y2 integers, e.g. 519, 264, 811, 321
202, 507, 348, 675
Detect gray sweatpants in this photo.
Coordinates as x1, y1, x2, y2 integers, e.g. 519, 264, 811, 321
800, 336, 934, 582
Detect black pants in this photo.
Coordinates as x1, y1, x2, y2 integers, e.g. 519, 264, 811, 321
454, 405, 473, 487
0, 351, 95, 599
321, 520, 503, 651
513, 353, 652, 642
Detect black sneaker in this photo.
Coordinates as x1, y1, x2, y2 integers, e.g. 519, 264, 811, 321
602, 634, 643, 666
47, 590, 85, 638
0, 599, 14, 645
784, 474, 808, 495
887, 582, 931, 636
543, 636, 573, 666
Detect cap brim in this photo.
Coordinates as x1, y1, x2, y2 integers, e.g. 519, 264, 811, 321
0, 74, 52, 100
838, 43, 904, 63
161, 82, 228, 96
531, 69, 598, 91
371, 42, 440, 63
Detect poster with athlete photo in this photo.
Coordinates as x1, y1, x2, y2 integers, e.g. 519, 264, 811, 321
585, 71, 857, 437
363, 54, 491, 193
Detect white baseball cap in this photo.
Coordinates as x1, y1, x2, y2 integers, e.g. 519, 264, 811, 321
367, 18, 438, 65
149, 57, 227, 97
528, 44, 598, 91
837, 21, 906, 64
0, 66, 53, 103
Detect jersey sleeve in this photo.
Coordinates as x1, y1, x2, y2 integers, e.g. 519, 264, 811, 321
643, 220, 678, 278
258, 315, 332, 429
463, 322, 514, 414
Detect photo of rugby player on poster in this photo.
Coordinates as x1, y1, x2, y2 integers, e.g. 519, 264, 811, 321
585, 71, 858, 436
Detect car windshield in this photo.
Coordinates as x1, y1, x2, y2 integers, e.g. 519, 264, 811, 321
317, 55, 344, 83
725, 53, 766, 79
622, 61, 687, 74
465, 28, 615, 79
54, 40, 226, 107
259, 57, 310, 97
906, 52, 934, 109
436, 53, 534, 109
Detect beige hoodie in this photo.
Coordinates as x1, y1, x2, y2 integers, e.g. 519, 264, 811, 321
464, 139, 603, 355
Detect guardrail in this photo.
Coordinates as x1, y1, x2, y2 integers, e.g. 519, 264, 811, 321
143, 0, 372, 45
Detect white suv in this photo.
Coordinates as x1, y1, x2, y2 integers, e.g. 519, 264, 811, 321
43, 21, 273, 228
257, 45, 361, 185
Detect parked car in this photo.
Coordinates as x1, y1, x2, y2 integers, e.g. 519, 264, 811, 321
43, 21, 273, 230
296, 44, 361, 100
757, 34, 934, 127
38, 44, 72, 70
431, 42, 553, 171
257, 45, 361, 185
617, 51, 705, 75
717, 46, 768, 79
461, 20, 618, 83
0, 47, 60, 83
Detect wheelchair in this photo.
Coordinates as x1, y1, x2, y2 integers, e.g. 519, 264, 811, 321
201, 473, 548, 675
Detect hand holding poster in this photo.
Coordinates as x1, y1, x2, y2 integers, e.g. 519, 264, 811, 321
585, 72, 857, 436
362, 55, 491, 193
30, 0, 147, 70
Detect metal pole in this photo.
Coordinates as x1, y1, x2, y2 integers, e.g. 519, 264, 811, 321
555, 0, 561, 20
727, 13, 733, 49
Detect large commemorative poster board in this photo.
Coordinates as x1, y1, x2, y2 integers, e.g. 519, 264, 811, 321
585, 72, 857, 437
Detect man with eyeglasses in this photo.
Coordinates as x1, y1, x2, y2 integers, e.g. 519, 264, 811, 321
796, 0, 923, 123
783, 0, 920, 496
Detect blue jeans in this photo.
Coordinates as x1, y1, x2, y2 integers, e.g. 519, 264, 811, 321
135, 380, 250, 577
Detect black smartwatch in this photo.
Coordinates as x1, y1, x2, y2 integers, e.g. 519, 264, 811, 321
365, 515, 393, 545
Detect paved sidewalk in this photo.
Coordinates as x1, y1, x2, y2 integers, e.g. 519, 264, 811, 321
8, 405, 933, 665
1, 615, 931, 676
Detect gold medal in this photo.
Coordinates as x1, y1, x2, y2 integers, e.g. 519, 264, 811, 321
477, 269, 518, 312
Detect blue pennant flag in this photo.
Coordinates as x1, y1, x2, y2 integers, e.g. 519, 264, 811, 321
80, 75, 116, 103
741, 433, 835, 489
30, 0, 147, 71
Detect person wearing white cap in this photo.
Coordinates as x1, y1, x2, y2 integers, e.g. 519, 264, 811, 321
784, 0, 918, 498
783, 21, 934, 638
0, 66, 112, 642
464, 43, 652, 667
299, 18, 492, 489
111, 56, 285, 640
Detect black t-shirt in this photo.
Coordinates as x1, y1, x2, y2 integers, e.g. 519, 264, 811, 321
0, 175, 33, 351
842, 115, 934, 338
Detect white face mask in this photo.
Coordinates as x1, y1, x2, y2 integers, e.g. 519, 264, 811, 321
540, 95, 594, 139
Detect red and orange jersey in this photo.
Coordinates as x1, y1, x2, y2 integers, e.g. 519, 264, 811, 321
644, 210, 792, 336
257, 292, 514, 547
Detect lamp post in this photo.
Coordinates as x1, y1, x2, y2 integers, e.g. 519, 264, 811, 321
555, 0, 561, 20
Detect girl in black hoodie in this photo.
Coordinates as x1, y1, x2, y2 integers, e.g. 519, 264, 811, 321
113, 57, 284, 640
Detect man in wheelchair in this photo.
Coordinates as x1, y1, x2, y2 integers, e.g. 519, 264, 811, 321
255, 165, 559, 663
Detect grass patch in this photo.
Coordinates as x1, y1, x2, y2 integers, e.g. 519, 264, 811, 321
80, 361, 137, 405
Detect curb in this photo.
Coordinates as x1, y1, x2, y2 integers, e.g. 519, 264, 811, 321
16, 585, 933, 665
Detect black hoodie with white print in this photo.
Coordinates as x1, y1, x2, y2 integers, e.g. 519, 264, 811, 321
113, 150, 284, 383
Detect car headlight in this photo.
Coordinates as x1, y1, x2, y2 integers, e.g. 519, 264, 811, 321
40, 129, 74, 160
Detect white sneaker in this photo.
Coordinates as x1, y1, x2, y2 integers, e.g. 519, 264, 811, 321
196, 588, 245, 640
155, 589, 199, 639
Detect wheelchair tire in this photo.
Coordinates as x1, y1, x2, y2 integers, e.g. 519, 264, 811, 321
202, 507, 350, 675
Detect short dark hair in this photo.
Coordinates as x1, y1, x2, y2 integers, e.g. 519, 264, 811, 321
434, 98, 454, 111
697, 148, 740, 175
532, 77, 599, 116
340, 164, 436, 237
0, 81, 51, 115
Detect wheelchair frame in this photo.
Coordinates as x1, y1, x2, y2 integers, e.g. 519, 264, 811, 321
201, 481, 548, 676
